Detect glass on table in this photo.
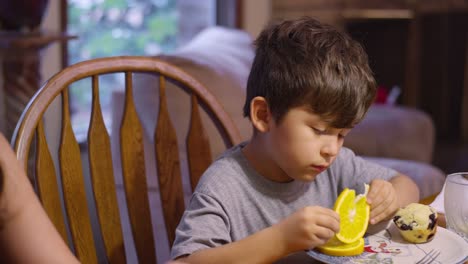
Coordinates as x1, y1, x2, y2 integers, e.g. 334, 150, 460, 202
444, 172, 468, 241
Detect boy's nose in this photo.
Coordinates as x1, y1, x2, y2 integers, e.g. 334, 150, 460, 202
321, 137, 340, 157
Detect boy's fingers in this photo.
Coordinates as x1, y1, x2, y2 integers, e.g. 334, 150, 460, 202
369, 186, 390, 207
370, 206, 389, 224
314, 225, 337, 241
370, 206, 385, 222
367, 180, 391, 204
326, 216, 340, 233
325, 210, 340, 232
371, 197, 390, 217
317, 212, 340, 228
370, 195, 397, 224
367, 193, 382, 206
311, 208, 340, 233
371, 210, 393, 225
327, 210, 340, 222
313, 206, 340, 221
366, 183, 382, 204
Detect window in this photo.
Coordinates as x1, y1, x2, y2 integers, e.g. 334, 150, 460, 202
67, 0, 227, 141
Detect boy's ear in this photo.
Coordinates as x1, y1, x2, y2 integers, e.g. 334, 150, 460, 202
249, 96, 272, 133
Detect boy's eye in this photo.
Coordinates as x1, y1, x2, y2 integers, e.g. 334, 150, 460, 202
339, 129, 352, 139
313, 127, 348, 139
312, 127, 326, 135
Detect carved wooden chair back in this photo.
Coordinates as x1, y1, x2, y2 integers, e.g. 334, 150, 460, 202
11, 56, 241, 264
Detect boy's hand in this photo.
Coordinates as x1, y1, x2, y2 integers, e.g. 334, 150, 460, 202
367, 179, 400, 224
274, 206, 340, 253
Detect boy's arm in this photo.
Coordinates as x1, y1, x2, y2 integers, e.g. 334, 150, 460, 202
175, 206, 339, 264
389, 173, 420, 206
178, 225, 287, 264
367, 173, 420, 224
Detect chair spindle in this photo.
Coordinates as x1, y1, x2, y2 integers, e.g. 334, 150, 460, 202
154, 75, 185, 246
88, 75, 127, 263
59, 89, 98, 263
120, 72, 157, 264
186, 94, 212, 191
35, 120, 68, 242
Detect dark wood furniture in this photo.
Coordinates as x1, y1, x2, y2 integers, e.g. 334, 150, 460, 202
0, 32, 75, 140
272, 0, 468, 141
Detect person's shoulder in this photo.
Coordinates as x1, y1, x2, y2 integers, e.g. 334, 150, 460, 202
195, 143, 248, 194
334, 146, 357, 163
328, 147, 360, 175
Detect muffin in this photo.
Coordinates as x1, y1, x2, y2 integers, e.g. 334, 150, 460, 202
392, 203, 438, 243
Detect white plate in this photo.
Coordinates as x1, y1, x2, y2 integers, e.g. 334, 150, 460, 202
307, 221, 468, 264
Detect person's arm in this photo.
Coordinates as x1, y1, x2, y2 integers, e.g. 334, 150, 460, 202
177, 206, 340, 264
0, 133, 79, 263
367, 173, 419, 225
178, 225, 287, 264
389, 173, 420, 207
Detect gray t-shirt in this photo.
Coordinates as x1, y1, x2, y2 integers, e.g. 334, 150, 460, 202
171, 143, 397, 262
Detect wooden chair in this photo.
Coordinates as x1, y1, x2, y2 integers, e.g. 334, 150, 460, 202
10, 56, 242, 264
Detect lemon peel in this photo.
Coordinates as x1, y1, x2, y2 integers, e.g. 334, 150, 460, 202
316, 237, 365, 256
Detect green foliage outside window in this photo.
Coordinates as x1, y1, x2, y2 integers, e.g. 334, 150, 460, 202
67, 0, 178, 137
69, 0, 178, 62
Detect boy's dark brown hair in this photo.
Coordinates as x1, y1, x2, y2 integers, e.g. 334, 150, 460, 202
243, 17, 376, 128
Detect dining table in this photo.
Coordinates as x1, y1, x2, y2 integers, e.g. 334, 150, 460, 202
307, 192, 467, 263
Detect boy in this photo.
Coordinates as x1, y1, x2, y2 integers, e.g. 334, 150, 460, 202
171, 17, 419, 263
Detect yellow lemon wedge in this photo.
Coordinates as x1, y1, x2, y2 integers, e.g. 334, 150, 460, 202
334, 184, 370, 244
316, 237, 365, 256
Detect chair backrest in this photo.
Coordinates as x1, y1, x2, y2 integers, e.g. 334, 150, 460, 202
11, 56, 242, 264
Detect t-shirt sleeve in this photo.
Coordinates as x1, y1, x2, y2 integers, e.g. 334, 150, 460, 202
333, 147, 398, 194
170, 192, 231, 260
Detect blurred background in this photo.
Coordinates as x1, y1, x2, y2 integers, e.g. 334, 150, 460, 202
0, 0, 466, 174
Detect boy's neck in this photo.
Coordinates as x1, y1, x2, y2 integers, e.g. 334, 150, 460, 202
242, 137, 293, 183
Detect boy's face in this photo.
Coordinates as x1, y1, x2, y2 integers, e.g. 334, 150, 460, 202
264, 106, 351, 182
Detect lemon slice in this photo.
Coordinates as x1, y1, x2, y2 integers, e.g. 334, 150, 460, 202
334, 184, 370, 244
316, 237, 365, 256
